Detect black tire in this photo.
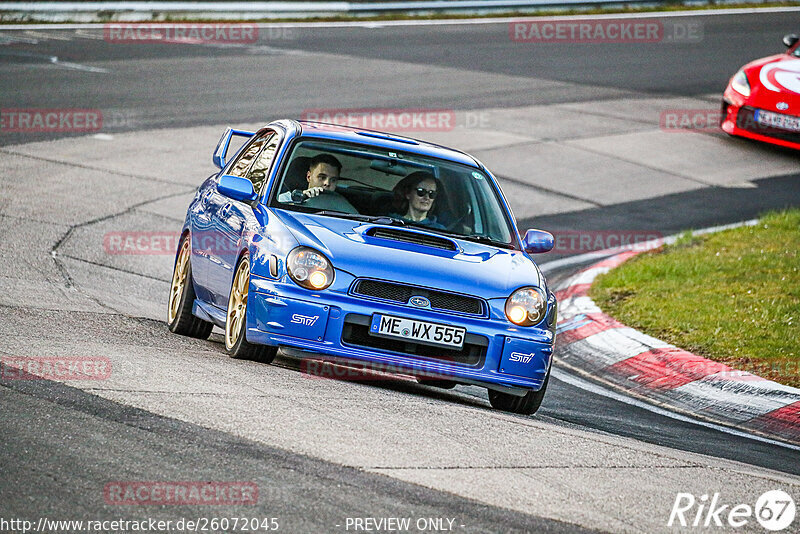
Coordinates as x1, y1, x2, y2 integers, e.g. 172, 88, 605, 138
225, 254, 277, 364
488, 369, 550, 415
168, 236, 213, 339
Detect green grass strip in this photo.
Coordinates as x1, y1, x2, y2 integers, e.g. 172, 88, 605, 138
590, 209, 800, 388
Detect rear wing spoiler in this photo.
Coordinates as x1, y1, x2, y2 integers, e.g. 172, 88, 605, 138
213, 127, 255, 170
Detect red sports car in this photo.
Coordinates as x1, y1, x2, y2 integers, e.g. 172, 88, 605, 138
721, 33, 800, 150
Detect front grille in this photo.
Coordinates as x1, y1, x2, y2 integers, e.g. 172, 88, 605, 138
737, 106, 800, 144
428, 292, 483, 315
341, 314, 486, 366
366, 227, 457, 251
352, 279, 485, 316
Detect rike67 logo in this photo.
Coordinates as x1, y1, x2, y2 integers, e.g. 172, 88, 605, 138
668, 490, 795, 531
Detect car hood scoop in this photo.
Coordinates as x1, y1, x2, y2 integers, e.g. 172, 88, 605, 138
364, 227, 458, 251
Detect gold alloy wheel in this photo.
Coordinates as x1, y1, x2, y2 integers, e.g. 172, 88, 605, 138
226, 259, 249, 350
168, 239, 190, 324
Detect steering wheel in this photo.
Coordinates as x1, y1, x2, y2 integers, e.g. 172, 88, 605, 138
292, 188, 333, 203
445, 205, 472, 232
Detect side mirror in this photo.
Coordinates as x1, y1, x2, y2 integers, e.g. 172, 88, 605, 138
783, 34, 799, 48
522, 229, 554, 254
218, 175, 257, 203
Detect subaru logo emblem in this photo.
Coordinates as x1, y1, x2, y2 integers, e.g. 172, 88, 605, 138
409, 296, 430, 308
777, 102, 789, 111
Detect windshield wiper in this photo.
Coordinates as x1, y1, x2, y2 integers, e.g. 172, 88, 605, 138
314, 211, 407, 226
458, 234, 515, 249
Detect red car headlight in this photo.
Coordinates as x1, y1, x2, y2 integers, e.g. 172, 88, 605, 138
731, 70, 751, 97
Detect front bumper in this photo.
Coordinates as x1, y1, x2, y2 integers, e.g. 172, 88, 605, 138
246, 275, 556, 392
721, 90, 800, 151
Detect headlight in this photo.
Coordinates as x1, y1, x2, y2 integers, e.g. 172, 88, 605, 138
505, 287, 547, 326
287, 247, 334, 290
731, 70, 750, 97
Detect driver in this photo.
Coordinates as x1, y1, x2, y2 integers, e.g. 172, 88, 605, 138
278, 154, 357, 213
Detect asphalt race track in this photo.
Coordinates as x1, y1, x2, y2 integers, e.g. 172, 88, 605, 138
1, 10, 800, 534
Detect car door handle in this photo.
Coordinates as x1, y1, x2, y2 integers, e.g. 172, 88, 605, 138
219, 203, 232, 218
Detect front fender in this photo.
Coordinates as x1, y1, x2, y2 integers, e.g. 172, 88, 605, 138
249, 207, 300, 283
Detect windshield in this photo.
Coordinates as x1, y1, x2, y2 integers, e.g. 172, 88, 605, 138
268, 138, 515, 246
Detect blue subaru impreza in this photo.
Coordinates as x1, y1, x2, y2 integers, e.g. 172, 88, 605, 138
168, 119, 557, 414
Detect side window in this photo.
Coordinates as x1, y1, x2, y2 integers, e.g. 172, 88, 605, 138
247, 137, 279, 197
228, 134, 269, 178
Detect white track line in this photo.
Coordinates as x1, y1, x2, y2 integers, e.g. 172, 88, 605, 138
551, 367, 800, 452
50, 57, 108, 72
24, 29, 72, 40
1, 6, 799, 30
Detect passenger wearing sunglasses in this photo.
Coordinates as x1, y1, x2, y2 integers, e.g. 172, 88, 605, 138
390, 171, 446, 230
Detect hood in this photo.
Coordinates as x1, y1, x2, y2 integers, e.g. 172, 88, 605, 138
273, 210, 543, 298
742, 54, 800, 112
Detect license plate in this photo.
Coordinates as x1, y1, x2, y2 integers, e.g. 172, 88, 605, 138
369, 314, 466, 349
755, 109, 800, 132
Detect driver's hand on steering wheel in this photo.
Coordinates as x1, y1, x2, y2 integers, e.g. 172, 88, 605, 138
303, 186, 326, 198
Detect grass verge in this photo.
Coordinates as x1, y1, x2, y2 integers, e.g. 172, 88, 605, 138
590, 209, 800, 388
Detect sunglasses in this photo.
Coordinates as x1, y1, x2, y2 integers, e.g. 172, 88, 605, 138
415, 187, 438, 200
